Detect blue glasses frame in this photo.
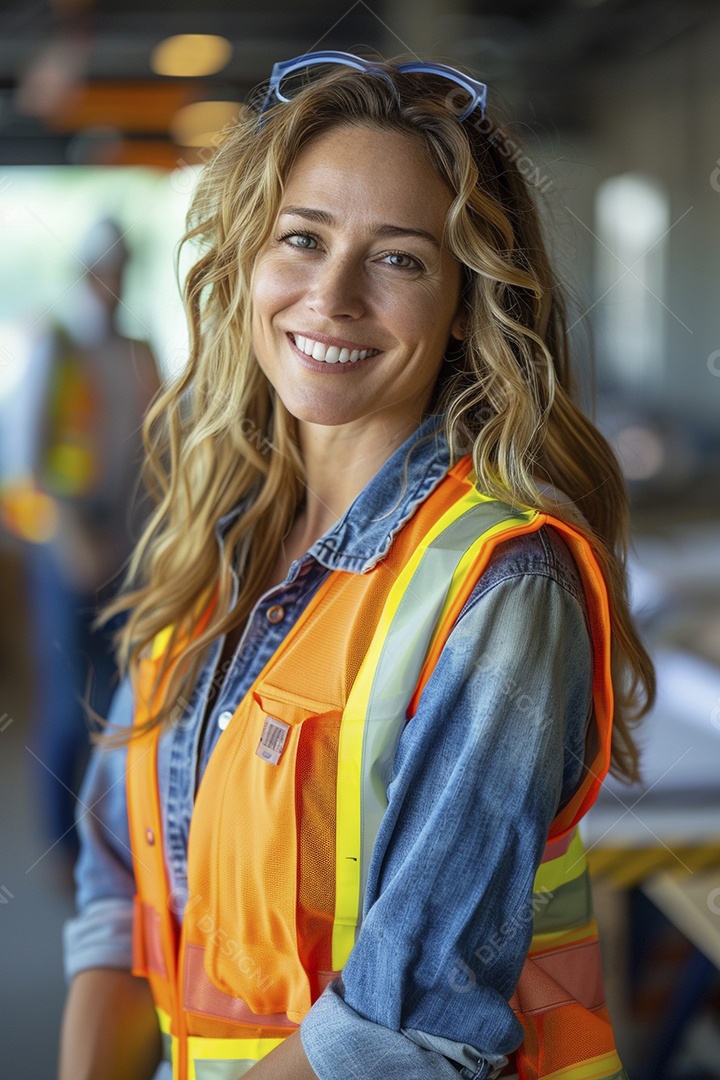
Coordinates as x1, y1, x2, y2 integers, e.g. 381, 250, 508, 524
259, 50, 488, 122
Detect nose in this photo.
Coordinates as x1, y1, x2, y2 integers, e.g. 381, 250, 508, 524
306, 252, 367, 321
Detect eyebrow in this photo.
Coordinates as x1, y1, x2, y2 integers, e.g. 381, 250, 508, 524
278, 206, 441, 249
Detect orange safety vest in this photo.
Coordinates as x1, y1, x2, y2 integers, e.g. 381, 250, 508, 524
127, 455, 625, 1080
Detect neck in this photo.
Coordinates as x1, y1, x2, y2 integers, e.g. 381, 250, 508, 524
292, 413, 421, 545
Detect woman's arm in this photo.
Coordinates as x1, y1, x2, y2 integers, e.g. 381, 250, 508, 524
58, 969, 161, 1080
298, 528, 594, 1078
244, 1030, 318, 1078
60, 677, 150, 1078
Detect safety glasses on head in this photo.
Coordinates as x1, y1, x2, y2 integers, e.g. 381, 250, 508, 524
259, 50, 488, 123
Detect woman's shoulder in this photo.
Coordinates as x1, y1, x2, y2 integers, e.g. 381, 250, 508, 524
465, 523, 589, 613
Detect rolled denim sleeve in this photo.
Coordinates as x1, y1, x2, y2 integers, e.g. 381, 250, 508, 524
63, 674, 137, 982
302, 528, 593, 1078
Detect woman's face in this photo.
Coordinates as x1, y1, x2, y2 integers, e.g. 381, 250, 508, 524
250, 123, 465, 431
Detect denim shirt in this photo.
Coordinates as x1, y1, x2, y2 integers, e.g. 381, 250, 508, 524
64, 413, 594, 1080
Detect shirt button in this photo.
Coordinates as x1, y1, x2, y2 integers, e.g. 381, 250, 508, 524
266, 604, 285, 624
145, 828, 155, 846
218, 710, 234, 730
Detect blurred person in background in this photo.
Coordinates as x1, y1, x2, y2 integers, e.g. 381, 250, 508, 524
2, 217, 160, 861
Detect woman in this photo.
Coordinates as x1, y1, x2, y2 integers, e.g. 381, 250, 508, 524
59, 52, 654, 1080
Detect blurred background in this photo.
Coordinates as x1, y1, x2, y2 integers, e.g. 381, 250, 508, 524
0, 1, 719, 1077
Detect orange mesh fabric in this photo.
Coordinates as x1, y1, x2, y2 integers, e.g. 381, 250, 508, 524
295, 711, 340, 991
517, 1005, 619, 1078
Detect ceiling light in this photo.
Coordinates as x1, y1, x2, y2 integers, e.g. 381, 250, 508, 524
151, 34, 233, 78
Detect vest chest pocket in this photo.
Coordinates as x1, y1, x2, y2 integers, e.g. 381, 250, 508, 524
187, 687, 343, 1023
251, 689, 341, 766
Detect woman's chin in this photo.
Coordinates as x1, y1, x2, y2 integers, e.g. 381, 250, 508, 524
279, 395, 369, 429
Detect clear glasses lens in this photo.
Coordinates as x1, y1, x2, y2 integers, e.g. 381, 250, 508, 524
275, 61, 347, 103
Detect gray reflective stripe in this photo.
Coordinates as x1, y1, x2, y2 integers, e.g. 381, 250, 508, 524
532, 869, 593, 935
355, 497, 530, 919
194, 1060, 257, 1079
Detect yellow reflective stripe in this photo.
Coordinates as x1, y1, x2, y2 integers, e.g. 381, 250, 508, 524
534, 829, 588, 894
187, 1036, 285, 1079
159, 1010, 285, 1076
334, 484, 485, 968
528, 916, 599, 953
332, 484, 534, 970
333, 549, 414, 967
332, 692, 364, 968
160, 1035, 285, 1080
151, 625, 173, 660
156, 1006, 172, 1034
541, 1049, 625, 1080
149, 589, 216, 663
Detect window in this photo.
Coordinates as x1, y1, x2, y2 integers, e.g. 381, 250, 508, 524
594, 172, 669, 387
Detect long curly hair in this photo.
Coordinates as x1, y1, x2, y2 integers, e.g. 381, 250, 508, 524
100, 58, 654, 782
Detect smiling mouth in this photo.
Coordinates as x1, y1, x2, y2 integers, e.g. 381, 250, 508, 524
289, 333, 382, 365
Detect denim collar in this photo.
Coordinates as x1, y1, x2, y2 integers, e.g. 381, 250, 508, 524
216, 413, 451, 575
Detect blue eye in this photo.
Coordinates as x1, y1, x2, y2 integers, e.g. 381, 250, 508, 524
382, 251, 422, 270
277, 231, 318, 249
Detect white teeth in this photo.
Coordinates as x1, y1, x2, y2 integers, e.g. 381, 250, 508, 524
292, 334, 377, 365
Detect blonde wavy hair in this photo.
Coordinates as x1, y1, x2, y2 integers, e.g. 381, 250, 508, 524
101, 59, 654, 782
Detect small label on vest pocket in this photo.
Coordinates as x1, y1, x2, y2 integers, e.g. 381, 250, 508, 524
256, 715, 291, 765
